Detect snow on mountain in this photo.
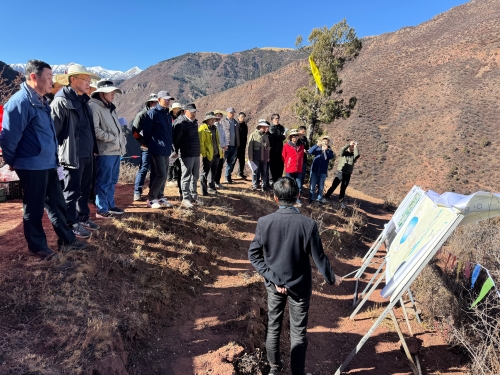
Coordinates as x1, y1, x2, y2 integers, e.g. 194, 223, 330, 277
9, 62, 142, 81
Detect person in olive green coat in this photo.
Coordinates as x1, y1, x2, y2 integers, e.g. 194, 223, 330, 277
324, 141, 360, 206
199, 112, 222, 195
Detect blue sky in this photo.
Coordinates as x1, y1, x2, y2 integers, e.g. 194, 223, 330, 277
2, 0, 468, 71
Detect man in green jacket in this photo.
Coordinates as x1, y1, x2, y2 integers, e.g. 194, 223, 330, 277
199, 112, 222, 196
324, 141, 360, 207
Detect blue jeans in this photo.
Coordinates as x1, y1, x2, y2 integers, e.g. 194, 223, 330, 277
299, 160, 308, 192
266, 285, 310, 375
224, 145, 238, 180
95, 155, 120, 214
309, 172, 327, 201
286, 172, 302, 195
134, 148, 155, 195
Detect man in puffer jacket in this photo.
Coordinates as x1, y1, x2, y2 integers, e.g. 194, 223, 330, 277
88, 80, 127, 218
51, 64, 101, 238
173, 103, 200, 209
132, 93, 158, 201
308, 136, 335, 203
142, 91, 175, 209
247, 119, 271, 192
282, 129, 305, 207
198, 112, 222, 196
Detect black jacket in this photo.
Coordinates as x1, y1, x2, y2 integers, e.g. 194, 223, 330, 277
248, 207, 336, 298
172, 114, 200, 157
238, 121, 248, 149
269, 124, 286, 154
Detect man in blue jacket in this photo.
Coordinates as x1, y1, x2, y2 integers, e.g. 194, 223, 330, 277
142, 90, 174, 209
0, 60, 87, 258
308, 136, 335, 203
248, 177, 342, 375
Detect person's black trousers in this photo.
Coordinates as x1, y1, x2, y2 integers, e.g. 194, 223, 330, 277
236, 146, 246, 176
62, 156, 93, 224
215, 156, 224, 184
265, 285, 310, 375
16, 168, 76, 253
324, 171, 351, 201
269, 154, 284, 184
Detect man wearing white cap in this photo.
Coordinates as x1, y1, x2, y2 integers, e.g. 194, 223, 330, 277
51, 64, 101, 238
221, 107, 240, 184
142, 90, 175, 209
88, 80, 127, 218
132, 93, 158, 201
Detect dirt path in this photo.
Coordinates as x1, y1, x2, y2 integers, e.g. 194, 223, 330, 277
0, 179, 466, 375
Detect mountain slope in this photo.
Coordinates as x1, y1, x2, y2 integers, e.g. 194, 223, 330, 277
198, 0, 500, 199
114, 48, 308, 121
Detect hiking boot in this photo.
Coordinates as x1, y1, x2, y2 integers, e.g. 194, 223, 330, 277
80, 218, 100, 231
72, 223, 91, 239
109, 207, 125, 215
181, 199, 194, 208
158, 198, 173, 208
268, 364, 283, 375
147, 199, 162, 209
96, 211, 114, 219
207, 188, 218, 194
28, 248, 56, 259
58, 239, 88, 252
133, 193, 142, 201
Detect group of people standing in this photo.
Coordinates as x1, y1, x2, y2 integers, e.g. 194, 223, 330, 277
1, 60, 128, 258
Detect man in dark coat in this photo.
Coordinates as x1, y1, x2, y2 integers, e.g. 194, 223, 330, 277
268, 113, 286, 184
236, 112, 248, 178
248, 177, 342, 375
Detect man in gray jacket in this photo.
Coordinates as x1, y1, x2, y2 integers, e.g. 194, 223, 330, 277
88, 80, 127, 218
52, 64, 101, 238
221, 107, 240, 184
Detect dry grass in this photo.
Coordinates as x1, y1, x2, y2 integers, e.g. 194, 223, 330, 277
118, 161, 139, 184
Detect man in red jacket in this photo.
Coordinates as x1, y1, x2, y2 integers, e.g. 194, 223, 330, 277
282, 129, 305, 207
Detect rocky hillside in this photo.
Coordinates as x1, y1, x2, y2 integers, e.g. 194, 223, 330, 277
0, 61, 22, 105
114, 48, 307, 121
198, 0, 500, 199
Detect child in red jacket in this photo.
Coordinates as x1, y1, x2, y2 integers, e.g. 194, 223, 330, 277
282, 129, 305, 206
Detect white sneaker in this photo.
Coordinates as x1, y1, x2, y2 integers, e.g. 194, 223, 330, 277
158, 198, 173, 208
181, 199, 194, 208
193, 199, 203, 206
148, 199, 162, 209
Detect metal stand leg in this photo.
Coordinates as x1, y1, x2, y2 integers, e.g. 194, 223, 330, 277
407, 288, 421, 324
350, 270, 386, 320
389, 309, 419, 375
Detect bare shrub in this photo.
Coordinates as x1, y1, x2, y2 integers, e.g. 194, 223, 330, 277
0, 66, 23, 105
118, 161, 138, 184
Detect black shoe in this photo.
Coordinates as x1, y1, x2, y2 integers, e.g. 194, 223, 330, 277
109, 207, 125, 215
80, 218, 100, 231
29, 248, 56, 259
58, 240, 88, 252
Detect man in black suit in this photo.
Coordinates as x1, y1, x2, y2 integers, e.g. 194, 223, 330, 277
248, 177, 342, 375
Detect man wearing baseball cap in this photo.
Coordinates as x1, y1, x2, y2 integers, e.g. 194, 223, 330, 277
132, 93, 158, 201
220, 107, 240, 184
51, 64, 101, 238
141, 91, 175, 209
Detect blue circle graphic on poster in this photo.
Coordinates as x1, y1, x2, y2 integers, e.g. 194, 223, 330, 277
400, 217, 418, 244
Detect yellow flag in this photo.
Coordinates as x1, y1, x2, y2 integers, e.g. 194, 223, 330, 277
470, 277, 495, 308
309, 56, 324, 93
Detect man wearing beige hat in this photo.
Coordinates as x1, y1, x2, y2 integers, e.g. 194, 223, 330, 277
89, 80, 127, 218
51, 64, 101, 238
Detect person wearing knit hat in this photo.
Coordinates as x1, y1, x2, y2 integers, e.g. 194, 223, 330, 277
282, 129, 305, 207
132, 93, 159, 201
247, 119, 271, 191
